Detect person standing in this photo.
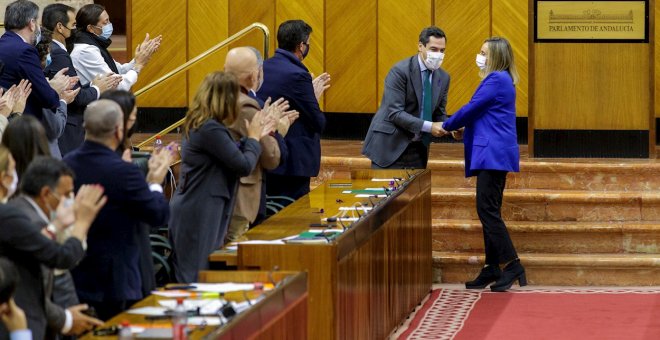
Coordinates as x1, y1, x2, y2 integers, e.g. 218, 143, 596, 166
440, 37, 524, 292
257, 20, 330, 201
169, 72, 273, 283
362, 26, 451, 169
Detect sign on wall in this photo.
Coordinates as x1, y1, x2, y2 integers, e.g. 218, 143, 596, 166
535, 0, 648, 42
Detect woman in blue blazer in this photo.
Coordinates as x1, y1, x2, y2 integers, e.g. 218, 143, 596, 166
441, 37, 524, 292
169, 72, 273, 283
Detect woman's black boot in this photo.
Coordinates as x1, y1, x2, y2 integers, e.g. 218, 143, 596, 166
465, 265, 502, 289
490, 259, 527, 292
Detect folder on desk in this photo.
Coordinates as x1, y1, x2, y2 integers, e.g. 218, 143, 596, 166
284, 231, 342, 244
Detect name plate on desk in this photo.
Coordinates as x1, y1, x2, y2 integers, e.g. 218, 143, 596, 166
535, 1, 648, 42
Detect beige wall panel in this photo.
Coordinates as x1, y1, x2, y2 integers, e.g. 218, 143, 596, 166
229, 0, 275, 57
188, 0, 229, 104
534, 43, 650, 130
276, 0, 325, 110
325, 0, 377, 113
131, 0, 187, 107
378, 1, 432, 106
435, 0, 490, 116
493, 0, 528, 117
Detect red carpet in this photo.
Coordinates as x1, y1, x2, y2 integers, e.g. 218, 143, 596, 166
398, 288, 660, 340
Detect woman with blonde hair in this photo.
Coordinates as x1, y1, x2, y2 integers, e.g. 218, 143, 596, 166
441, 37, 524, 292
169, 71, 275, 283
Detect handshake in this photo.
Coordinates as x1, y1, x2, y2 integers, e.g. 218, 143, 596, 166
431, 122, 464, 140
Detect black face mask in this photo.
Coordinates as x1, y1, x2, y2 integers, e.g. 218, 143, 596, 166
64, 27, 77, 53
302, 42, 310, 59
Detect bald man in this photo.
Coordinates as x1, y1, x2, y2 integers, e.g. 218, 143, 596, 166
63, 100, 174, 320
223, 47, 283, 241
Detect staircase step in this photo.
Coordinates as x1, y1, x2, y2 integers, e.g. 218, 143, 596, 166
432, 189, 660, 222
433, 219, 660, 254
433, 252, 660, 286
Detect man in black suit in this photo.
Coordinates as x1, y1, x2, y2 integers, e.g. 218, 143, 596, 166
64, 100, 173, 320
8, 157, 103, 337
257, 20, 331, 202
42, 3, 120, 156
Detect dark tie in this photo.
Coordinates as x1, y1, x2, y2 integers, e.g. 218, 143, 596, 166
422, 69, 433, 146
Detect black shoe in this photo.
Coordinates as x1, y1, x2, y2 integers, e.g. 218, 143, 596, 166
465, 265, 502, 289
490, 259, 527, 292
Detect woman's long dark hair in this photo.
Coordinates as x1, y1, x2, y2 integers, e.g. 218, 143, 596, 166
1, 115, 51, 178
100, 90, 137, 151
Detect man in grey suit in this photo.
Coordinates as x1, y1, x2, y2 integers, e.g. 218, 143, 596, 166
363, 26, 451, 168
8, 157, 103, 337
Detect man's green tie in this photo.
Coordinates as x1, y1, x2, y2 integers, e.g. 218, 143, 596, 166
422, 69, 432, 146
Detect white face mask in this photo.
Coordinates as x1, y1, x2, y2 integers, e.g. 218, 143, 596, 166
425, 51, 444, 70
3, 169, 18, 201
476, 54, 487, 70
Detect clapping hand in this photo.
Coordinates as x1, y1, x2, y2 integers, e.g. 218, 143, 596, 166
0, 86, 17, 117
92, 73, 122, 93
312, 72, 331, 101
451, 127, 464, 141
147, 142, 176, 185
11, 79, 31, 114
48, 68, 71, 95
134, 33, 163, 72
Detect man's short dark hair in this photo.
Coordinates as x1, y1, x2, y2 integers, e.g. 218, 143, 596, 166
4, 0, 39, 31
0, 257, 18, 304
42, 3, 75, 32
277, 20, 312, 52
419, 26, 446, 46
20, 156, 75, 197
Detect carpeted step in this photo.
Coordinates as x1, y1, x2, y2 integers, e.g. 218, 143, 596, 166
433, 219, 660, 254
433, 251, 660, 286
432, 189, 660, 222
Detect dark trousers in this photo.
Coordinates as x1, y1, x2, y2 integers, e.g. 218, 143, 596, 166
476, 170, 518, 265
372, 141, 429, 169
82, 299, 140, 321
265, 173, 310, 203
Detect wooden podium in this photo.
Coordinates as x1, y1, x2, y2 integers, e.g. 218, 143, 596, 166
529, 0, 655, 158
210, 170, 432, 339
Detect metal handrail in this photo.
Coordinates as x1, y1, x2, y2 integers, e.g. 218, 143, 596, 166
135, 22, 270, 149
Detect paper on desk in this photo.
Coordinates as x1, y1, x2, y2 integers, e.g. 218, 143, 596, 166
158, 299, 223, 314
151, 290, 190, 298
188, 317, 223, 326
338, 206, 373, 211
356, 194, 387, 198
191, 283, 256, 293
126, 306, 168, 316
321, 217, 359, 222
371, 178, 397, 182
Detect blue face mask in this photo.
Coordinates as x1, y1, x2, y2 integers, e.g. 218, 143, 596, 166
46, 53, 52, 67
97, 22, 113, 40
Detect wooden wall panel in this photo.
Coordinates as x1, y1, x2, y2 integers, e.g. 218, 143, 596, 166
492, 0, 528, 117
435, 0, 490, 116
187, 0, 228, 104
276, 0, 325, 110
325, 0, 377, 113
378, 1, 432, 106
130, 0, 187, 107
228, 0, 275, 58
656, 1, 660, 118
534, 43, 650, 130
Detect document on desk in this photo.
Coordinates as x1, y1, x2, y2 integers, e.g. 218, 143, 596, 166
158, 299, 223, 314
338, 206, 373, 211
126, 306, 168, 316
342, 188, 386, 195
191, 282, 257, 293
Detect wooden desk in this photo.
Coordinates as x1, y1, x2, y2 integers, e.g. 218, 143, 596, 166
211, 170, 432, 339
80, 271, 307, 340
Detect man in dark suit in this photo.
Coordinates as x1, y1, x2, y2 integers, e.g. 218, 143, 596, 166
0, 151, 106, 340
8, 157, 104, 337
63, 100, 173, 321
362, 26, 451, 169
42, 3, 120, 156
0, 0, 64, 119
257, 19, 330, 202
